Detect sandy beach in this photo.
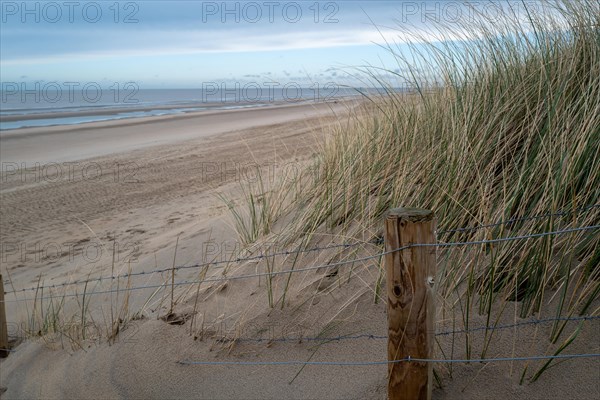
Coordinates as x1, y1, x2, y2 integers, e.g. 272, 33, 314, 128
0, 100, 352, 302
0, 101, 346, 164
3, 1, 599, 398
1, 100, 598, 399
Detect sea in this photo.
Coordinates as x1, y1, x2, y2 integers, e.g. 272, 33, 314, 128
0, 87, 383, 131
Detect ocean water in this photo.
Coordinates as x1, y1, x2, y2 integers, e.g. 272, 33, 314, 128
0, 87, 369, 131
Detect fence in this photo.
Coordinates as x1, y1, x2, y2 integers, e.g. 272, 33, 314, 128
0, 204, 599, 399
3, 204, 598, 297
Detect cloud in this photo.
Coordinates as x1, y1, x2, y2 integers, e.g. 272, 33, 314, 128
1, 27, 411, 66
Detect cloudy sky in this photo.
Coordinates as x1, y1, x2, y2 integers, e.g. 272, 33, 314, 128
1, 1, 546, 88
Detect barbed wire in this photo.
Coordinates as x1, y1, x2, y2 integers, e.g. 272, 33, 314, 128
4, 203, 598, 295
4, 315, 598, 356
438, 203, 599, 235
3, 241, 368, 295
2, 244, 390, 302
436, 314, 600, 336
231, 315, 600, 343
177, 353, 600, 366
3, 224, 598, 303
433, 224, 598, 248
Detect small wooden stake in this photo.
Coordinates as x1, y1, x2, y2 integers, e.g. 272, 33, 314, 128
0, 274, 9, 358
384, 208, 436, 400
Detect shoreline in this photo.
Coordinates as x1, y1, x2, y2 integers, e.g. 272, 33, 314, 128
0, 100, 354, 164
1, 99, 342, 132
0, 96, 360, 125
0, 100, 287, 124
0, 101, 222, 122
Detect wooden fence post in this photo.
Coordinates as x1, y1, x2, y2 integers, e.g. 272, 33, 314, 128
384, 208, 436, 400
0, 274, 8, 358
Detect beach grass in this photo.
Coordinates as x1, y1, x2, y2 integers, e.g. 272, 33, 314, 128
225, 0, 600, 375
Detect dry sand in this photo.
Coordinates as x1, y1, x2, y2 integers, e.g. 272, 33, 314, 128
0, 101, 350, 314
0, 101, 598, 399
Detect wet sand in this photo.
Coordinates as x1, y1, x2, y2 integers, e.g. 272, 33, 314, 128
0, 101, 348, 164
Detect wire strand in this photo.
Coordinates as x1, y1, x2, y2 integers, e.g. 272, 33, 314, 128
3, 224, 598, 303
6, 203, 599, 294
177, 353, 600, 366
4, 241, 367, 294
438, 204, 599, 235
231, 315, 600, 343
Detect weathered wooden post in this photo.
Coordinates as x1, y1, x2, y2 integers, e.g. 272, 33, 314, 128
0, 274, 8, 358
384, 208, 436, 400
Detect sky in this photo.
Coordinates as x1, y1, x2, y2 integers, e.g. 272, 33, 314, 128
0, 1, 548, 88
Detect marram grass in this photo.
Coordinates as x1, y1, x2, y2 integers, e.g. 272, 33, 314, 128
228, 0, 599, 339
